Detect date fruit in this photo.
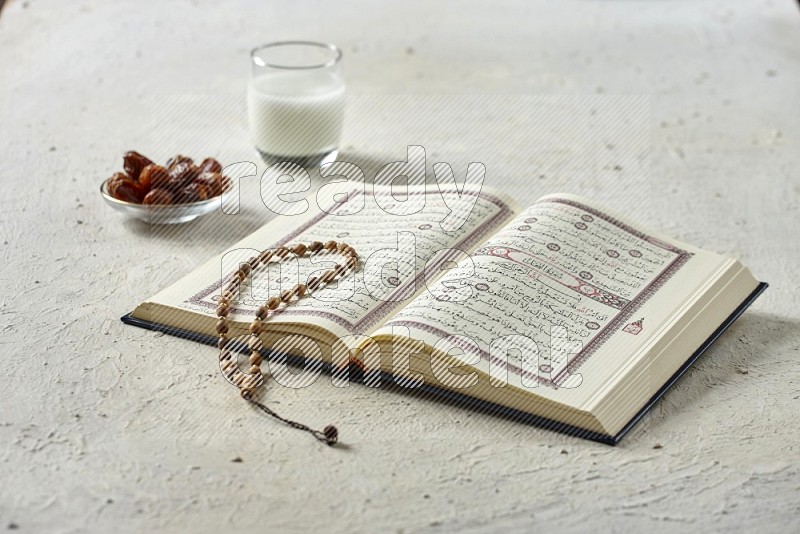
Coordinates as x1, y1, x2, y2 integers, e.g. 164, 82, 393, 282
123, 151, 154, 181
195, 171, 223, 197
143, 188, 175, 205
166, 154, 193, 170
107, 172, 145, 203
166, 162, 200, 190
138, 164, 169, 190
178, 183, 212, 203
199, 157, 223, 174
107, 151, 229, 206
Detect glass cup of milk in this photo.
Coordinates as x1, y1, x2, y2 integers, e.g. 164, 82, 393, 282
248, 41, 345, 168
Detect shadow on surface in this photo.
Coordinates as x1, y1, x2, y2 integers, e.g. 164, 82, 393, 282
623, 309, 798, 444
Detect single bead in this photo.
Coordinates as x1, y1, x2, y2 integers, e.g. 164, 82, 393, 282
215, 318, 229, 334
335, 263, 346, 275
275, 246, 289, 258
247, 256, 260, 268
249, 352, 263, 366
294, 283, 307, 297
323, 425, 338, 446
244, 373, 264, 389
267, 296, 281, 310
219, 350, 231, 361
280, 289, 294, 303
322, 270, 337, 283
221, 290, 234, 301
240, 263, 252, 276
248, 336, 263, 352
255, 305, 268, 320
241, 388, 254, 400
346, 256, 357, 269
308, 241, 323, 253
249, 319, 262, 335
307, 276, 320, 290
225, 281, 239, 293
248, 365, 262, 375
217, 336, 228, 349
233, 374, 246, 386
259, 250, 274, 264
324, 240, 338, 251
336, 242, 349, 253
292, 243, 307, 256
215, 305, 229, 317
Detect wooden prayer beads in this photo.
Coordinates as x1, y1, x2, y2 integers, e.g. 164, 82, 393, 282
213, 240, 358, 446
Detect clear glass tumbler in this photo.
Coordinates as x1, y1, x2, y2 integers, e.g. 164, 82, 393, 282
248, 41, 344, 169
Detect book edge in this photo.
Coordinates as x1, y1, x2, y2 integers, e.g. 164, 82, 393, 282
609, 280, 768, 444
120, 281, 767, 446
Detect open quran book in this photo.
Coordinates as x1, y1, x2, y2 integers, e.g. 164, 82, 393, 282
124, 185, 765, 443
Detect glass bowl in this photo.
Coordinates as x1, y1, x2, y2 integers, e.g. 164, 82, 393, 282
100, 180, 230, 224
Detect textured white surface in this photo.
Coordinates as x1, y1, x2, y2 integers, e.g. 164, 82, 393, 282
1, 0, 799, 532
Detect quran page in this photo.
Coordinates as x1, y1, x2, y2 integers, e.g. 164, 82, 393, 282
132, 184, 518, 341
373, 193, 758, 415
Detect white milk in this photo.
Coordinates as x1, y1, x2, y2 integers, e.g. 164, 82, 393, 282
247, 70, 345, 158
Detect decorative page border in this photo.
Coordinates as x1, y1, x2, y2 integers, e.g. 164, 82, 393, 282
186, 188, 515, 333
388, 197, 693, 389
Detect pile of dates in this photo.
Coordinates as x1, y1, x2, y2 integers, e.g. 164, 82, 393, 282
106, 151, 231, 205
